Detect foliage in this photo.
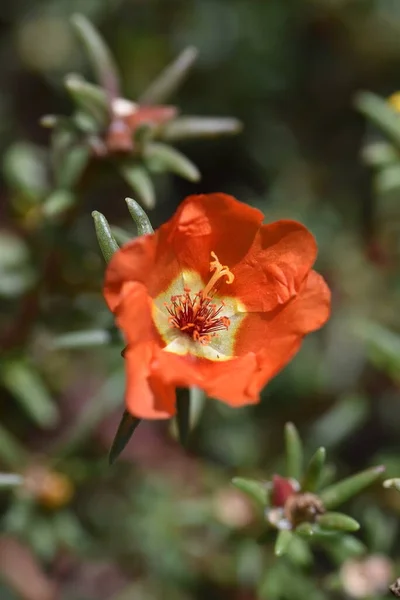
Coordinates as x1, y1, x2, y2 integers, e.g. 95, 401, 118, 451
2, 1, 400, 599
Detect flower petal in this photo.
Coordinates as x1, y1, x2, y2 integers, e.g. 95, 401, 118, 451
104, 228, 181, 312
235, 270, 331, 392
228, 220, 318, 312
124, 345, 175, 419
161, 193, 264, 281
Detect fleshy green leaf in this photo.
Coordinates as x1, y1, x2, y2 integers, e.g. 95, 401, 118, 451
319, 465, 385, 510
361, 140, 400, 167
144, 142, 200, 182
355, 91, 400, 147
274, 529, 294, 557
3, 142, 49, 201
317, 512, 360, 532
92, 210, 119, 263
162, 116, 243, 141
64, 75, 109, 125
302, 447, 326, 492
285, 422, 303, 481
231, 477, 267, 508
110, 225, 132, 245
119, 164, 156, 209
374, 163, 400, 195
0, 424, 27, 469
1, 360, 58, 428
109, 410, 141, 465
139, 46, 198, 105
53, 329, 113, 349
42, 190, 75, 219
125, 197, 154, 235
0, 474, 23, 487
70, 14, 120, 97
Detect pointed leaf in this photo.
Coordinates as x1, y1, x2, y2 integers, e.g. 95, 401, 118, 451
355, 91, 400, 147
189, 386, 206, 430
274, 529, 294, 557
144, 142, 200, 182
42, 190, 75, 219
1, 360, 58, 428
53, 329, 113, 349
302, 447, 326, 492
70, 14, 120, 97
110, 225, 132, 245
320, 465, 385, 509
64, 75, 109, 125
125, 197, 154, 235
361, 141, 400, 168
119, 164, 156, 209
139, 46, 198, 105
0, 424, 27, 469
0, 473, 23, 487
92, 210, 119, 263
162, 116, 243, 141
231, 477, 267, 508
284, 422, 303, 481
109, 410, 141, 464
317, 512, 360, 532
176, 388, 190, 446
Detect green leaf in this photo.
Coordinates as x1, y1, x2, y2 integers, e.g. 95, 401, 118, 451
355, 91, 400, 147
53, 140, 90, 190
139, 46, 198, 105
70, 14, 120, 97
0, 424, 27, 469
162, 116, 243, 141
42, 190, 75, 219
302, 447, 326, 492
109, 410, 141, 465
231, 477, 267, 508
110, 225, 132, 245
319, 465, 385, 509
92, 210, 119, 263
1, 360, 58, 428
119, 164, 156, 209
3, 142, 49, 201
125, 197, 154, 235
189, 386, 206, 430
176, 388, 190, 446
361, 140, 400, 168
53, 329, 113, 349
284, 422, 303, 481
374, 163, 400, 195
144, 142, 201, 182
0, 474, 23, 487
317, 512, 360, 532
274, 529, 294, 557
64, 75, 109, 125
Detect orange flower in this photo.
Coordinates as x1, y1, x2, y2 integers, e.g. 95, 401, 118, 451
104, 194, 331, 418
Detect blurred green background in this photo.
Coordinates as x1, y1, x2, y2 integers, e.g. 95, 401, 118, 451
2, 1, 400, 599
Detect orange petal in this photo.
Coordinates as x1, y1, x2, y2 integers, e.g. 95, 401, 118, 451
160, 193, 264, 282
235, 270, 331, 392
228, 220, 318, 312
198, 353, 261, 407
104, 229, 181, 312
124, 345, 175, 419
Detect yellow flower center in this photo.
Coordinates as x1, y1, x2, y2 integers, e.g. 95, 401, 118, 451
164, 252, 234, 345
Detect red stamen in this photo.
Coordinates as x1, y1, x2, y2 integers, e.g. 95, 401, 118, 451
165, 288, 230, 345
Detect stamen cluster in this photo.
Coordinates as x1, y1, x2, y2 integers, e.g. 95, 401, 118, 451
165, 288, 230, 345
